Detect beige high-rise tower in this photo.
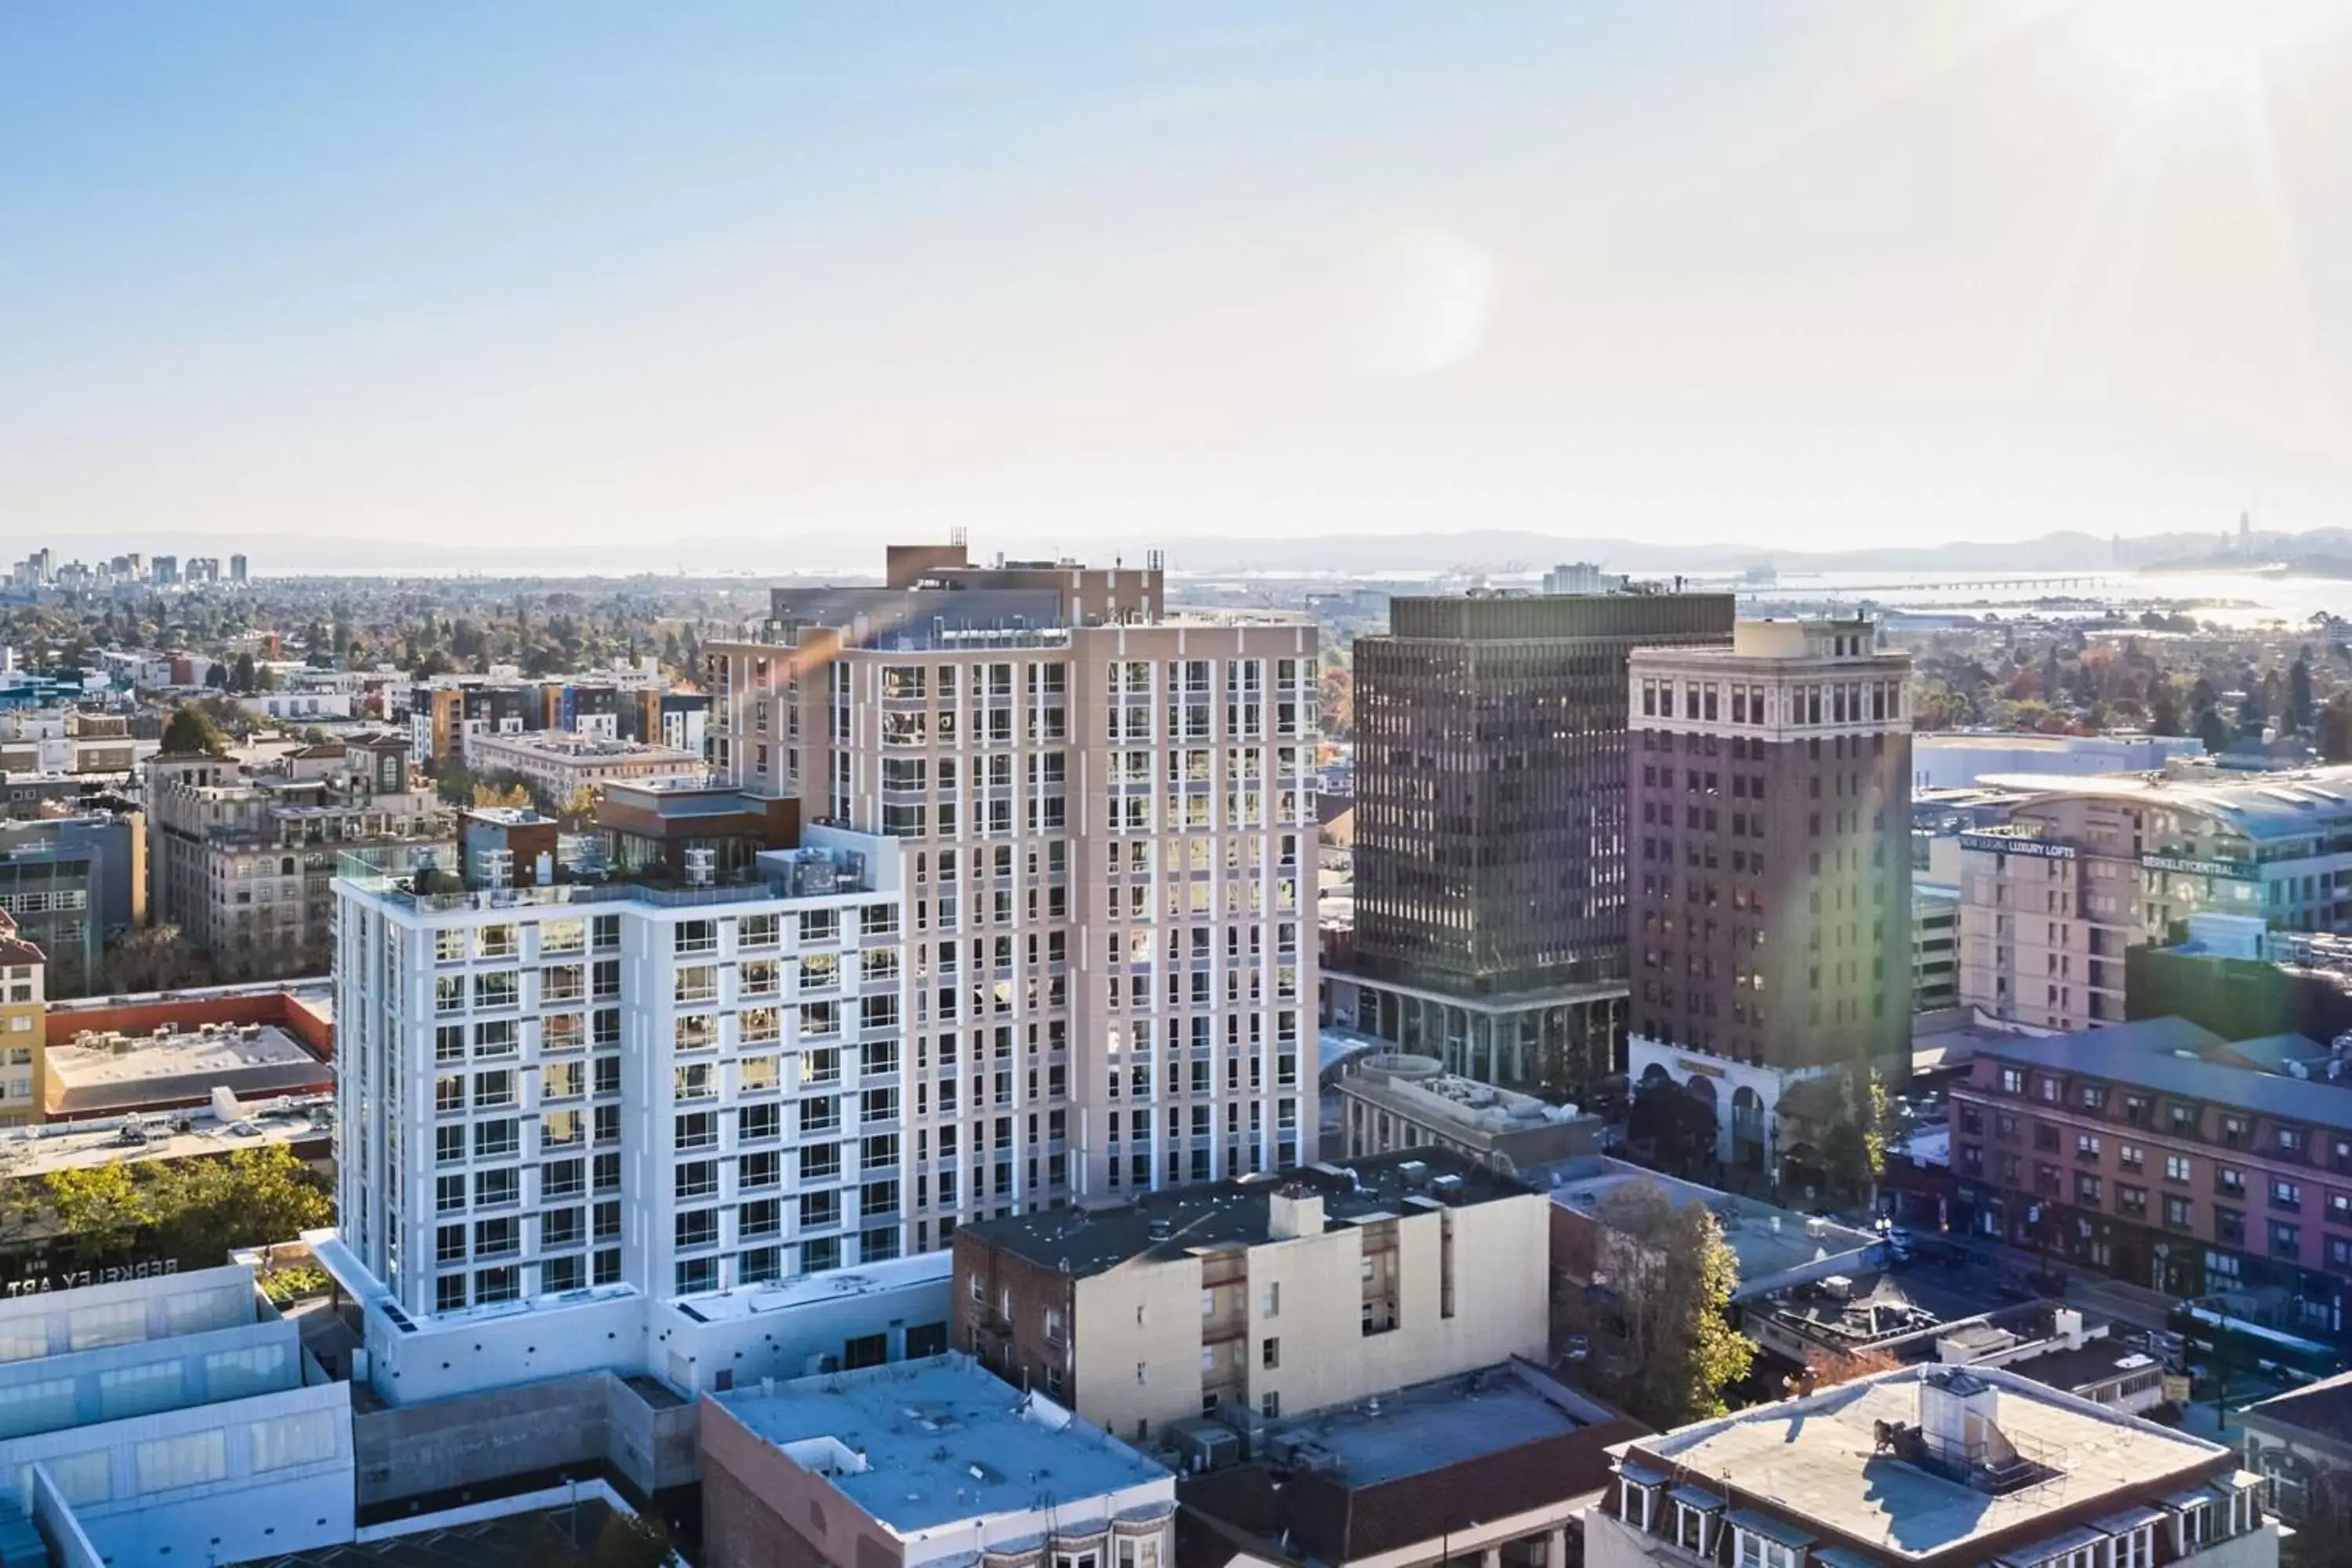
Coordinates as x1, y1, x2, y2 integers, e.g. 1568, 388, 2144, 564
709, 542, 1317, 1250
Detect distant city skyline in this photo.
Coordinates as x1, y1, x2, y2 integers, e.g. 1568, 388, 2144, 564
5, 2, 2351, 551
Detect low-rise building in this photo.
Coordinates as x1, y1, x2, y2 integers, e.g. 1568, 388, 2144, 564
2241, 1369, 2352, 1537
1947, 1016, 2352, 1331
147, 733, 448, 981
0, 1261, 354, 1568
1181, 1359, 1645, 1568
1958, 767, 2352, 1032
0, 771, 127, 820
0, 810, 142, 1000
1333, 1051, 1606, 1173
41, 1018, 329, 1121
700, 1352, 1175, 1568
1589, 1364, 2276, 1568
1912, 731, 2203, 793
1542, 1156, 1882, 1312
2127, 919, 2352, 1044
460, 727, 707, 801
952, 1150, 1550, 1439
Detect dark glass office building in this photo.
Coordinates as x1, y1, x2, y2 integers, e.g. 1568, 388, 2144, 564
1327, 590, 1734, 1098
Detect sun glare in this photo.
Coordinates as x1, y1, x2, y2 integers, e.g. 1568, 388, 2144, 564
2060, 0, 2347, 103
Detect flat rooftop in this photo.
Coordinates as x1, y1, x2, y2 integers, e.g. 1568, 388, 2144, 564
1623, 1367, 2225, 1560
961, 1149, 1531, 1278
0, 1095, 331, 1177
1265, 1361, 1622, 1486
1977, 764, 2352, 841
713, 1353, 1171, 1536
1535, 1156, 1877, 1293
468, 731, 701, 762
668, 1247, 949, 1323
46, 1022, 325, 1116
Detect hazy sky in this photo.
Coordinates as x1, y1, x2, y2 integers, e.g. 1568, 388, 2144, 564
5, 2, 2352, 554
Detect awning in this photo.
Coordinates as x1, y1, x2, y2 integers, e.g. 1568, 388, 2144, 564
1994, 1524, 2107, 1567
1725, 1510, 1814, 1550
1618, 1461, 1671, 1488
2091, 1505, 2165, 1534
1669, 1484, 1726, 1512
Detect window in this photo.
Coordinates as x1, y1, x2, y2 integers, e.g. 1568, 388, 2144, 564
135, 1429, 227, 1494
1261, 1337, 1279, 1369
97, 1360, 184, 1421
2165, 1154, 2192, 1184
1732, 1527, 1798, 1568
250, 1408, 339, 1473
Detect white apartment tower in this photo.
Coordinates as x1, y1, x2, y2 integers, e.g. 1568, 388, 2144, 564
707, 542, 1318, 1252
326, 814, 951, 1403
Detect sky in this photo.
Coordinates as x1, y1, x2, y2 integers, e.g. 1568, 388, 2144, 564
5, 1, 2352, 558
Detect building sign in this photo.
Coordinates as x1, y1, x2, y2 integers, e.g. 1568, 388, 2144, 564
1958, 833, 2075, 860
2139, 854, 2256, 881
2, 1258, 178, 1298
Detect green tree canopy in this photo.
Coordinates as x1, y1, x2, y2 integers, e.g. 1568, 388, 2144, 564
160, 704, 230, 757
1592, 1180, 1755, 1427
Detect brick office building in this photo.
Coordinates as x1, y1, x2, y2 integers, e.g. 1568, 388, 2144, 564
1625, 619, 1914, 1181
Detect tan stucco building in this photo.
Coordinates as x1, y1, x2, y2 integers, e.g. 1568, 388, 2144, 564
951, 1149, 1550, 1443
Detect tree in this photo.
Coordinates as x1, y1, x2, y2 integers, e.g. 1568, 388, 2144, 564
43, 1163, 153, 1262
2290, 652, 2316, 733
1627, 1080, 1718, 1174
144, 1146, 332, 1271
230, 651, 258, 693
160, 704, 230, 757
102, 924, 212, 993
472, 780, 533, 811
2148, 683, 2184, 737
2196, 708, 2232, 755
204, 662, 227, 688
558, 786, 601, 825
1821, 1065, 1889, 1207
2321, 695, 2352, 764
2239, 684, 2268, 738
1592, 1180, 1755, 1427
433, 762, 477, 806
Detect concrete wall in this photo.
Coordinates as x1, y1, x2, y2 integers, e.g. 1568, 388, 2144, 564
1073, 1257, 1210, 1440
353, 1368, 699, 1507
1244, 1192, 1549, 1418
32, 1463, 104, 1568
360, 1290, 644, 1406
